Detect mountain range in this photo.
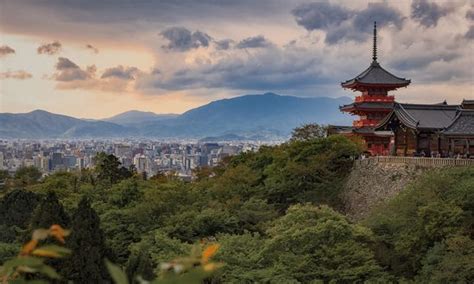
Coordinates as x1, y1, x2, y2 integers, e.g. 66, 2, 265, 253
0, 93, 352, 140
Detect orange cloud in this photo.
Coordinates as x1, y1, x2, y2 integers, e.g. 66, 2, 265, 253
0, 70, 33, 80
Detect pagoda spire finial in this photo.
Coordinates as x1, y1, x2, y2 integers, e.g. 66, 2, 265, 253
372, 21, 377, 62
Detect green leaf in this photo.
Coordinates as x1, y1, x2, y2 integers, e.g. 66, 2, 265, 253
1, 256, 44, 271
1, 256, 60, 279
106, 259, 129, 284
36, 264, 61, 279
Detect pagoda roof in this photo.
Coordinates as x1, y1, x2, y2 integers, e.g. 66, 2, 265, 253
341, 61, 411, 89
443, 110, 474, 136
376, 102, 459, 131
340, 101, 394, 112
341, 22, 410, 90
327, 125, 354, 135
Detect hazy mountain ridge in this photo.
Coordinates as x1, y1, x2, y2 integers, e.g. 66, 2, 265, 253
0, 93, 352, 139
102, 110, 178, 126
0, 110, 132, 138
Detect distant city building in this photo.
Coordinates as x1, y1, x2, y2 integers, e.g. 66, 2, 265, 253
51, 152, 63, 170
0, 138, 263, 178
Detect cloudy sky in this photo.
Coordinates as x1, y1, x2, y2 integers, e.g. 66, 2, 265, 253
0, 0, 473, 118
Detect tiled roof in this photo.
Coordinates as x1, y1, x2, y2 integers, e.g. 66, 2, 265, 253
341, 61, 411, 88
327, 125, 353, 135
376, 103, 459, 130
443, 110, 474, 135
340, 102, 394, 111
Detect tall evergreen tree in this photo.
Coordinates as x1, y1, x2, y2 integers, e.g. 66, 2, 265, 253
94, 152, 126, 185
61, 197, 110, 283
0, 189, 39, 242
14, 166, 42, 186
29, 191, 70, 235
24, 191, 71, 280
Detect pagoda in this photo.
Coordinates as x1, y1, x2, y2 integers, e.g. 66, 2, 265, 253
340, 22, 411, 155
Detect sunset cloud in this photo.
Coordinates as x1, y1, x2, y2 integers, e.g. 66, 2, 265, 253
86, 44, 99, 53
236, 36, 273, 49
53, 57, 94, 81
50, 58, 139, 93
411, 0, 452, 28
292, 2, 404, 44
214, 39, 234, 50
37, 41, 62, 55
0, 70, 32, 80
0, 45, 15, 56
292, 2, 352, 31
160, 27, 212, 51
101, 65, 140, 80
0, 0, 472, 117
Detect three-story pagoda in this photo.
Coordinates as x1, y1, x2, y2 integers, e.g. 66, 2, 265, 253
340, 22, 410, 155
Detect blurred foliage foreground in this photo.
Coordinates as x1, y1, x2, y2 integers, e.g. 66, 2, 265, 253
0, 131, 473, 283
1, 224, 221, 284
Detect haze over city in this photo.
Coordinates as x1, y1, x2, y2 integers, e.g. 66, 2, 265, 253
1, 0, 473, 119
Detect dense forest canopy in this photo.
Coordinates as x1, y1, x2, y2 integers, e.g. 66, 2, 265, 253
0, 134, 473, 282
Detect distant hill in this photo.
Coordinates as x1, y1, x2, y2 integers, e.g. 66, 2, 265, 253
0, 93, 352, 139
139, 93, 352, 138
102, 110, 178, 126
199, 134, 248, 142
0, 110, 133, 138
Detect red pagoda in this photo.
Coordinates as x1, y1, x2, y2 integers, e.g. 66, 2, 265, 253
339, 22, 411, 155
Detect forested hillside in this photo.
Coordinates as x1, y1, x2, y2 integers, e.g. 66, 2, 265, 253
0, 134, 473, 283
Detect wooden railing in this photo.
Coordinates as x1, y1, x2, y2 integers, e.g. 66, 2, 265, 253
355, 156, 474, 168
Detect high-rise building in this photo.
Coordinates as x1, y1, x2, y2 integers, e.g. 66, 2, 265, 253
51, 152, 63, 170
133, 154, 148, 173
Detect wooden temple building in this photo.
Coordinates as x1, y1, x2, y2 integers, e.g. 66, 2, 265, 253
376, 100, 474, 157
329, 22, 474, 157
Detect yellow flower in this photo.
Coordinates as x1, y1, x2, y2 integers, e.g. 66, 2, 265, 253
201, 244, 219, 264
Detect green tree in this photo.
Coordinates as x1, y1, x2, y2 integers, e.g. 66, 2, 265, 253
126, 230, 190, 281
0, 189, 39, 242
290, 123, 327, 141
125, 248, 155, 282
0, 242, 18, 264
417, 234, 474, 282
261, 204, 387, 282
364, 167, 474, 279
28, 191, 70, 235
61, 197, 110, 283
108, 179, 142, 208
94, 152, 130, 185
0, 169, 9, 180
263, 135, 362, 211
215, 204, 387, 283
14, 166, 42, 186
214, 233, 268, 282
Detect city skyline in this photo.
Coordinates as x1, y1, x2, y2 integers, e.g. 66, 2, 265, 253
1, 0, 473, 118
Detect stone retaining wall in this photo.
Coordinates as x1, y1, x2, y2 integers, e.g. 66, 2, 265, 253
343, 157, 474, 220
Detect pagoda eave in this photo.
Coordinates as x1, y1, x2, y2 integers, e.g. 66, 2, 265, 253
340, 107, 393, 113
339, 102, 394, 113
341, 81, 410, 91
